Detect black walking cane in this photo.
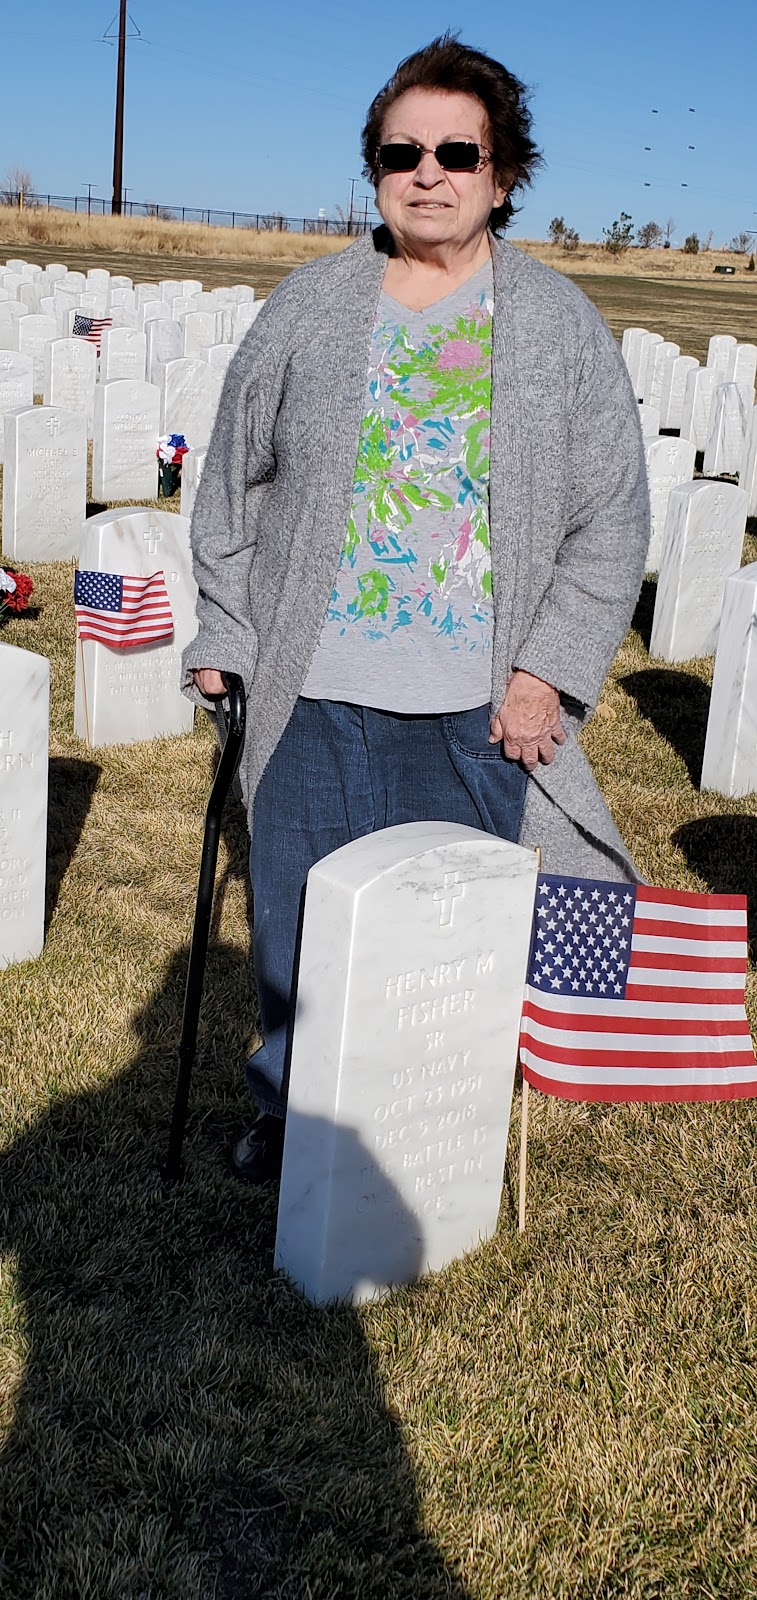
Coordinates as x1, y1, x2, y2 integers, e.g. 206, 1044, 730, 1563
162, 673, 246, 1184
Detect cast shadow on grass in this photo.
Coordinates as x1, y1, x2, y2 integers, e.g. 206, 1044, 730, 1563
619, 669, 711, 785
674, 816, 757, 957
630, 576, 656, 652
45, 755, 101, 930
0, 941, 469, 1600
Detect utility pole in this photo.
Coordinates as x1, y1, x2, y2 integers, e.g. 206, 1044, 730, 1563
111, 0, 127, 215
348, 177, 359, 236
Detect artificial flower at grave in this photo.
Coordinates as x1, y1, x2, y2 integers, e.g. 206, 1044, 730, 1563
0, 565, 34, 624
156, 434, 189, 499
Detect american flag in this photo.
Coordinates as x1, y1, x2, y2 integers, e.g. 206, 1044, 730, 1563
72, 313, 112, 352
519, 874, 756, 1103
74, 569, 173, 649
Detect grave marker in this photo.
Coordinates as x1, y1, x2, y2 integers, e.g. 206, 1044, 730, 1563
0, 642, 49, 970
707, 334, 737, 382
74, 508, 197, 747
644, 435, 696, 570
0, 352, 33, 464
701, 563, 757, 796
659, 355, 699, 430
275, 821, 538, 1303
159, 357, 215, 444
680, 366, 717, 452
703, 383, 749, 477
649, 480, 747, 662
740, 405, 757, 517
647, 341, 680, 412
92, 378, 161, 501
15, 314, 57, 391
179, 445, 206, 519
43, 337, 97, 436
99, 326, 147, 382
2, 406, 87, 560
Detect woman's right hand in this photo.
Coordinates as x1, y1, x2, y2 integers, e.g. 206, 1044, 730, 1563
192, 668, 228, 698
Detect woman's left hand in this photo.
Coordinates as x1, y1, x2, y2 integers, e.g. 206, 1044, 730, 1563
489, 670, 566, 770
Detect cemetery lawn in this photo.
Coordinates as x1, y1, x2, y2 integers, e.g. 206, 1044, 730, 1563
2, 513, 757, 1597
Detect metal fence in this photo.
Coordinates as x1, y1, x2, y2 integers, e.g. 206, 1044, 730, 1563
0, 190, 374, 235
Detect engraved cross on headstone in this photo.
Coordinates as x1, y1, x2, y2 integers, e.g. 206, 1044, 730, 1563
143, 522, 162, 557
434, 871, 464, 929
45, 415, 60, 436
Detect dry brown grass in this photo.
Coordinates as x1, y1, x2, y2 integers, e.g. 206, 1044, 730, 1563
2, 206, 755, 285
0, 205, 351, 263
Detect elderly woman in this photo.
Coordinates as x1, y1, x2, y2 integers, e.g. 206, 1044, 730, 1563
183, 36, 649, 1184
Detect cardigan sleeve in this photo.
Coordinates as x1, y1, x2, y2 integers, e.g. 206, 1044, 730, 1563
512, 319, 649, 709
181, 322, 286, 703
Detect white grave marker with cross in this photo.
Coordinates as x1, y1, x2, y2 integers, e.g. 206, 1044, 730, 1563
275, 821, 538, 1304
74, 508, 197, 747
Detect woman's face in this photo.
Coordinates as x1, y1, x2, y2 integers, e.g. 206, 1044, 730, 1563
375, 87, 507, 256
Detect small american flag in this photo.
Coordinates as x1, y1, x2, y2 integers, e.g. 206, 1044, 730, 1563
74, 569, 173, 649
72, 313, 112, 352
519, 874, 756, 1103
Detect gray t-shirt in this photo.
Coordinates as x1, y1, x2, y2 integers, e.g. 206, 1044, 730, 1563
301, 261, 494, 713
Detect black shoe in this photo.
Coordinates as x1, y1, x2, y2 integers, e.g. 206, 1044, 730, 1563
229, 1112, 285, 1186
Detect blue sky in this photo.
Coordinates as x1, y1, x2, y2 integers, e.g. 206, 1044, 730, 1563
1, 0, 755, 246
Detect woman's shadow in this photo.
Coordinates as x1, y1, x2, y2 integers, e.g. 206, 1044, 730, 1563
0, 938, 471, 1599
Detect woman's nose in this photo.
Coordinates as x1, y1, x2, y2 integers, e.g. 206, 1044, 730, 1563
412, 151, 445, 186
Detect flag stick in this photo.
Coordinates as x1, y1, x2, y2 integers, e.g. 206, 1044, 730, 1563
77, 633, 92, 748
518, 844, 541, 1234
518, 1075, 529, 1232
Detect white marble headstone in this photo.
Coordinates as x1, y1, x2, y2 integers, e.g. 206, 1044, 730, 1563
636, 332, 664, 402
740, 406, 757, 517
703, 383, 749, 477
74, 509, 197, 747
701, 563, 757, 796
0, 642, 49, 969
180, 310, 217, 358
638, 405, 660, 440
706, 334, 737, 383
146, 318, 182, 385
92, 378, 161, 501
680, 367, 717, 452
179, 446, 206, 520
201, 343, 235, 376
659, 355, 699, 431
43, 337, 97, 436
275, 821, 539, 1304
644, 436, 696, 571
2, 406, 87, 560
159, 357, 215, 444
99, 326, 146, 382
647, 342, 680, 412
15, 314, 57, 391
0, 351, 33, 464
232, 302, 263, 343
728, 344, 757, 402
649, 480, 747, 662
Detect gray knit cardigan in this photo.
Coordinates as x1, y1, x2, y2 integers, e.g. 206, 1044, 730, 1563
182, 231, 650, 881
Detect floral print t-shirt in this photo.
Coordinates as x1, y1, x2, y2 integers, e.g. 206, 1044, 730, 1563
301, 261, 494, 713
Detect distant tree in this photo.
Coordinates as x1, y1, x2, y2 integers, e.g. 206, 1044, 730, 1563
637, 220, 663, 249
662, 217, 676, 247
143, 202, 174, 222
602, 212, 634, 254
703, 230, 714, 252
748, 255, 756, 273
0, 166, 37, 207
548, 216, 566, 244
729, 230, 752, 254
683, 233, 700, 254
561, 225, 580, 252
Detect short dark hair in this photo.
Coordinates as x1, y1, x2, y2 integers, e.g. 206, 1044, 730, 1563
361, 35, 541, 234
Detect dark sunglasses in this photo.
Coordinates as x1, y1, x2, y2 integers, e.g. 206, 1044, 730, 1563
378, 141, 492, 174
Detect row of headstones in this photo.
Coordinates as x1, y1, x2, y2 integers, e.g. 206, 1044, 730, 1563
2, 625, 536, 1303
636, 462, 755, 797
0, 257, 261, 380
1, 505, 199, 970
622, 330, 757, 557
1, 399, 207, 560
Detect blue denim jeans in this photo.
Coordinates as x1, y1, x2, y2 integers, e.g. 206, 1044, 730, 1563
246, 698, 528, 1117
